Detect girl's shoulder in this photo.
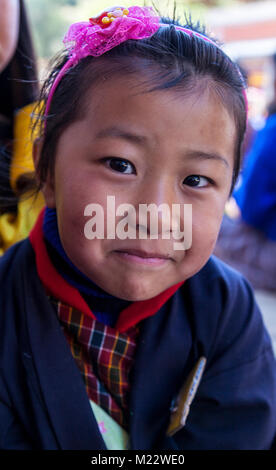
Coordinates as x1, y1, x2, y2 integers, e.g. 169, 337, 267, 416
0, 238, 33, 277
186, 253, 254, 302
182, 255, 273, 373
0, 238, 35, 299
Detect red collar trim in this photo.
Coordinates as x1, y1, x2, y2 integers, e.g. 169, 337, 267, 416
29, 208, 93, 319
29, 208, 184, 332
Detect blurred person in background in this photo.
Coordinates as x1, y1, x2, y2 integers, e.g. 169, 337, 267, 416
214, 53, 276, 291
0, 0, 43, 255
0, 0, 19, 73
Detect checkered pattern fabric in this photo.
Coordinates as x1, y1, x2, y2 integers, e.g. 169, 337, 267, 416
51, 298, 138, 429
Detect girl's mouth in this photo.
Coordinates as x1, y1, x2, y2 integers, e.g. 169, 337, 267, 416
113, 249, 172, 266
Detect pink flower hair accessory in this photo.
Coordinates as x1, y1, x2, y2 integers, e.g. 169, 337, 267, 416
63, 6, 160, 62
45, 5, 160, 117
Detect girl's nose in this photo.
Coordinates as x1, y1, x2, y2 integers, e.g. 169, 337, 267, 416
134, 177, 182, 237
140, 177, 176, 207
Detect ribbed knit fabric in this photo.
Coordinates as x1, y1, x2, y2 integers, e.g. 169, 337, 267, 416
43, 207, 130, 327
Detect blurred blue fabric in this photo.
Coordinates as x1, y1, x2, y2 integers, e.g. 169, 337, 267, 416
234, 113, 276, 241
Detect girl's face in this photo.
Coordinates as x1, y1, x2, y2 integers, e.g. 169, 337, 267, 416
40, 76, 236, 301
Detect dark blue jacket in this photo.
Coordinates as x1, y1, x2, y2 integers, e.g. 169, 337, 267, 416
0, 239, 276, 450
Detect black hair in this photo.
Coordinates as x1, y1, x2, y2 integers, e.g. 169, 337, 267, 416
34, 15, 247, 195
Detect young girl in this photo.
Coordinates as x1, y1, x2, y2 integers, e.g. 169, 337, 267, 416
0, 5, 275, 450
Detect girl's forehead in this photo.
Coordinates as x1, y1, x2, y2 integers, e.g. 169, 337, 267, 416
84, 75, 235, 133
75, 59, 237, 131
71, 75, 236, 169
84, 73, 233, 120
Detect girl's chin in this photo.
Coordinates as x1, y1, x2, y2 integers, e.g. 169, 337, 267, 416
109, 282, 170, 302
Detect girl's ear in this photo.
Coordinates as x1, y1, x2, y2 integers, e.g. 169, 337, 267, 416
33, 137, 56, 208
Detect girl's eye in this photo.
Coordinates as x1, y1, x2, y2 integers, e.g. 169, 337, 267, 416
105, 158, 136, 174
183, 175, 211, 188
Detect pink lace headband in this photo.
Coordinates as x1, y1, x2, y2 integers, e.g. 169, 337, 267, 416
45, 5, 247, 118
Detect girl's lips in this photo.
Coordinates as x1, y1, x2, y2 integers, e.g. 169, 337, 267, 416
113, 249, 171, 266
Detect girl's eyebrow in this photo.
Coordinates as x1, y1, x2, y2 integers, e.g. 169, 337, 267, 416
184, 150, 230, 168
95, 127, 230, 168
95, 126, 148, 146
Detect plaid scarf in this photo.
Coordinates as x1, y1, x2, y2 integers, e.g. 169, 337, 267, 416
51, 298, 138, 429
